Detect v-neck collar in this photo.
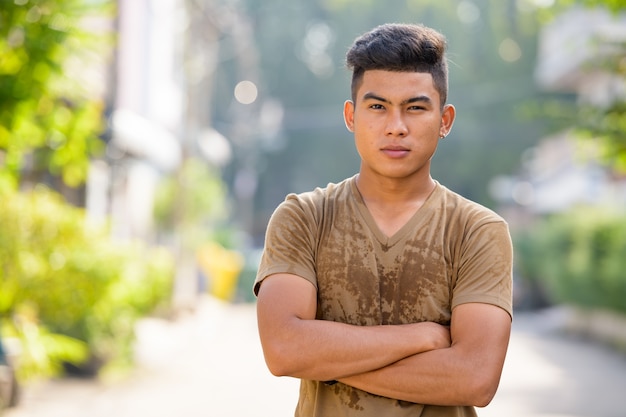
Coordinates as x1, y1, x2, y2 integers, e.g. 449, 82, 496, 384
349, 177, 440, 247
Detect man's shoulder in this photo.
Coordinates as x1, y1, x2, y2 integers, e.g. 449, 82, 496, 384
435, 183, 506, 225
269, 176, 356, 227
284, 176, 355, 206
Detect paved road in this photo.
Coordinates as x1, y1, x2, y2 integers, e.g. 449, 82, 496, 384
5, 296, 626, 417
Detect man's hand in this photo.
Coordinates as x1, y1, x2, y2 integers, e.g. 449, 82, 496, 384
414, 321, 451, 351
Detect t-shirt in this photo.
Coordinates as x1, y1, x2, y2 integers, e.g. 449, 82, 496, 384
255, 175, 513, 417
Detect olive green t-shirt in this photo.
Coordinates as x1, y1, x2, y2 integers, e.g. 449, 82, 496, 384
255, 175, 513, 417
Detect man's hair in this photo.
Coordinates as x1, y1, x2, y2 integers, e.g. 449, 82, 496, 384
346, 23, 449, 107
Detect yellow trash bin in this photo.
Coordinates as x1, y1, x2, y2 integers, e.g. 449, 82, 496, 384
197, 242, 244, 301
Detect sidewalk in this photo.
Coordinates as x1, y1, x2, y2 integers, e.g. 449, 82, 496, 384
5, 297, 299, 417
5, 296, 626, 417
484, 308, 626, 417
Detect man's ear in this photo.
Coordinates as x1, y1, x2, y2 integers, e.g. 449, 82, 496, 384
439, 104, 456, 138
343, 100, 355, 132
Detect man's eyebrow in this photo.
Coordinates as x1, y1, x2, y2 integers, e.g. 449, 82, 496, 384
362, 92, 389, 103
361, 92, 432, 106
403, 95, 432, 106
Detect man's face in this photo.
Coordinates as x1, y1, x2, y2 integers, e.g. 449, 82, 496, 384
343, 70, 454, 182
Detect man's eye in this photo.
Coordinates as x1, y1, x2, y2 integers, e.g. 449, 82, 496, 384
409, 105, 426, 111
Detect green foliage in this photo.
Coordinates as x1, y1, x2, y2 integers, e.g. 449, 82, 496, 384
577, 100, 626, 172
0, 187, 174, 381
530, 0, 625, 24
514, 207, 626, 314
536, 1, 626, 173
575, 35, 626, 172
0, 0, 113, 189
1, 319, 89, 381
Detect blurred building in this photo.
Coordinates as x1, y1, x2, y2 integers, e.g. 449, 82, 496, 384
498, 6, 626, 215
87, 0, 248, 245
87, 0, 184, 241
535, 7, 626, 106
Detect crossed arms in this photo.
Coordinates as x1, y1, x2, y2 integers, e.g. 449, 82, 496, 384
256, 273, 511, 407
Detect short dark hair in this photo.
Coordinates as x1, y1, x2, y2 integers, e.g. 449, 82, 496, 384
346, 23, 449, 107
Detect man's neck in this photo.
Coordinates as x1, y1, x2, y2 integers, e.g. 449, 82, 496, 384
355, 172, 436, 208
355, 172, 436, 237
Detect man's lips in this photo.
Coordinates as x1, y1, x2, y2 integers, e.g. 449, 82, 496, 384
381, 147, 410, 158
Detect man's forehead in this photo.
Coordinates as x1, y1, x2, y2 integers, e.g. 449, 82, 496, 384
357, 70, 439, 102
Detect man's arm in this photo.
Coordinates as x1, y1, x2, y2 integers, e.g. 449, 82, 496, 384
256, 273, 451, 382
339, 302, 511, 407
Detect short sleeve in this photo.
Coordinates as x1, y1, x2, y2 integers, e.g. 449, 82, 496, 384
253, 194, 320, 296
451, 220, 513, 318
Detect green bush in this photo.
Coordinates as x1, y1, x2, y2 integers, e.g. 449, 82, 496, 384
514, 206, 626, 314
0, 0, 113, 190
0, 187, 174, 380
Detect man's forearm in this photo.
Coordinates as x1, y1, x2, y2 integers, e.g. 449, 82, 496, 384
338, 345, 482, 406
338, 304, 511, 407
262, 318, 450, 382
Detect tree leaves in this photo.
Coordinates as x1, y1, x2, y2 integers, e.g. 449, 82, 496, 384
0, 0, 112, 189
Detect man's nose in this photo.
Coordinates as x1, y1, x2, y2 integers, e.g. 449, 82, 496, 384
385, 111, 408, 136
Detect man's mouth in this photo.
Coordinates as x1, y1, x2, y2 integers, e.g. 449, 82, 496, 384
382, 147, 410, 158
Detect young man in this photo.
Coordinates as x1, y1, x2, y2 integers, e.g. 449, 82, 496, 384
254, 23, 512, 416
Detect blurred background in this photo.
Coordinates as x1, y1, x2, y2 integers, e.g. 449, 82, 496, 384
1, 0, 626, 415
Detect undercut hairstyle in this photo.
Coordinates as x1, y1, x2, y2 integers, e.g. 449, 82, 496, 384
346, 23, 449, 108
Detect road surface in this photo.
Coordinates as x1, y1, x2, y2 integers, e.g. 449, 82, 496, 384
5, 297, 626, 417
